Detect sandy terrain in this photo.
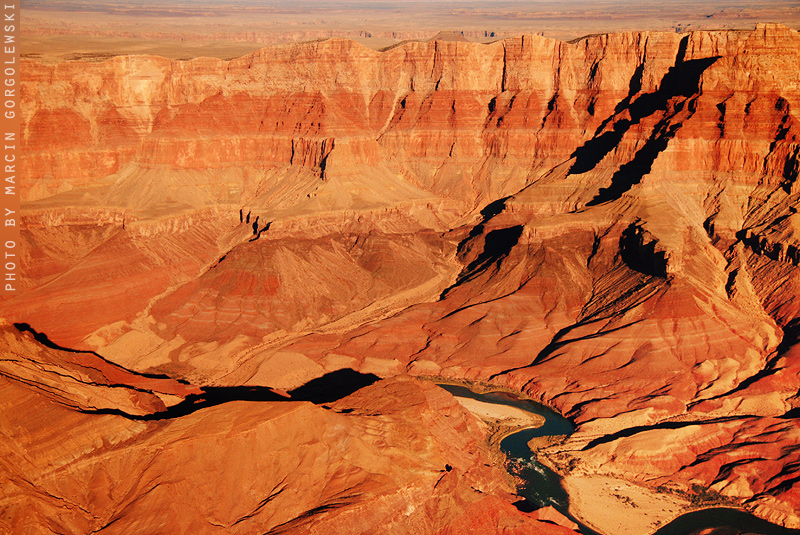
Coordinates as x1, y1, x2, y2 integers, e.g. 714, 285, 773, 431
454, 396, 545, 429
563, 474, 692, 535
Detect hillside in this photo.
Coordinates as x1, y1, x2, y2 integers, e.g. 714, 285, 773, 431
5, 24, 800, 533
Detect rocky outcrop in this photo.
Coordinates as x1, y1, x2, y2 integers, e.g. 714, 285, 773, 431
0, 321, 199, 414
0, 336, 579, 535
9, 23, 800, 531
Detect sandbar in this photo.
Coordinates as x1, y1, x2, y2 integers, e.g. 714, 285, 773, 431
454, 396, 545, 429
563, 474, 691, 535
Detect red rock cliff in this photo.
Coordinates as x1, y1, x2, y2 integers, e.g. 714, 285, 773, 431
8, 23, 800, 532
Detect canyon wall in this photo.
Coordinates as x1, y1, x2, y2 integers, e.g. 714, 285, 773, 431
5, 23, 800, 532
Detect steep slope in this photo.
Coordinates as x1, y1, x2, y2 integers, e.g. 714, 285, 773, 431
0, 326, 577, 534
8, 23, 800, 531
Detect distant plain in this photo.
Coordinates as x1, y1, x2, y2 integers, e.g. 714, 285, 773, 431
22, 0, 800, 61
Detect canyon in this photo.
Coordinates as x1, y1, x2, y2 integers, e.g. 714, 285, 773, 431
4, 21, 800, 534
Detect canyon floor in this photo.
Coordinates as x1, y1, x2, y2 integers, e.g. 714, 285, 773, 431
4, 6, 800, 535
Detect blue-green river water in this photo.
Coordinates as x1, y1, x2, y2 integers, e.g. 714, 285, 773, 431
437, 383, 800, 535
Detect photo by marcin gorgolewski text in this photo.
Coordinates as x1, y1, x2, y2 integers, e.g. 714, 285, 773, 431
1, 2, 18, 295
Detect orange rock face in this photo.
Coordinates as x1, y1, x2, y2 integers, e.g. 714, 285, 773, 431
6, 23, 800, 532
0, 327, 576, 535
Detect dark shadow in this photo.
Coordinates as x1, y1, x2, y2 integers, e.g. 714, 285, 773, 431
690, 316, 800, 412
760, 471, 800, 497
512, 499, 536, 513
440, 196, 520, 298
83, 369, 381, 421
12, 324, 381, 421
455, 197, 510, 257
652, 507, 800, 535
780, 146, 799, 194
737, 231, 799, 266
490, 316, 644, 380
286, 369, 381, 404
83, 386, 292, 421
569, 121, 631, 175
572, 63, 644, 170
782, 407, 800, 419
441, 225, 523, 299
462, 226, 524, 275
582, 416, 750, 451
250, 221, 272, 241
568, 43, 719, 194
619, 224, 668, 277
703, 215, 716, 238
766, 98, 793, 191
12, 323, 191, 383
585, 115, 683, 206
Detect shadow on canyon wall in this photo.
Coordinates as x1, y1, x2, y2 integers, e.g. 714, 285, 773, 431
12, 323, 381, 421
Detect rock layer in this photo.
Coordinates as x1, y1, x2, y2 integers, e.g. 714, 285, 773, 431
7, 24, 800, 532
0, 329, 578, 535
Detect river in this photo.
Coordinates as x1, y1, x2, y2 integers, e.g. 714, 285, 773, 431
437, 383, 800, 535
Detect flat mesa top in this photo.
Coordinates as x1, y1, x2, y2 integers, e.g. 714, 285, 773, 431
21, 0, 800, 62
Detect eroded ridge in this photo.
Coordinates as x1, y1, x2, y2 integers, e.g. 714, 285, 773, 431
8, 24, 800, 533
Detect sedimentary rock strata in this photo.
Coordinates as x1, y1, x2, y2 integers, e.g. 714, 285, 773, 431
6, 23, 800, 532
0, 328, 577, 534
